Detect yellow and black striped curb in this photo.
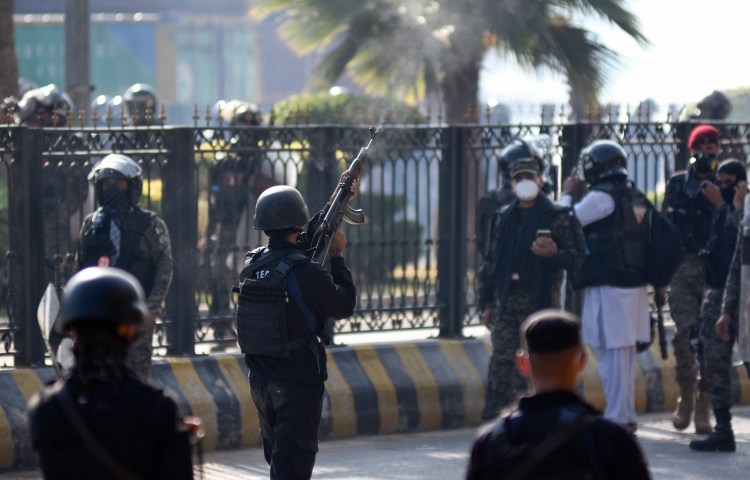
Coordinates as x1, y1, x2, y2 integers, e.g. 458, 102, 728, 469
2, 336, 750, 471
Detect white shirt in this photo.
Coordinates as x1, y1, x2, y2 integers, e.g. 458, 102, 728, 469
563, 190, 650, 348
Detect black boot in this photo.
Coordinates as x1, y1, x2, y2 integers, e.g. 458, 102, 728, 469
689, 425, 735, 452
690, 408, 735, 452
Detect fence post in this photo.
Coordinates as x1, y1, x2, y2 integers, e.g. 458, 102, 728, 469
673, 121, 691, 174
9, 128, 47, 366
438, 126, 468, 338
560, 123, 586, 177
162, 128, 197, 355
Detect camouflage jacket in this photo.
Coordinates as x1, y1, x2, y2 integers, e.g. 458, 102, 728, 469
77, 207, 172, 315
721, 215, 743, 324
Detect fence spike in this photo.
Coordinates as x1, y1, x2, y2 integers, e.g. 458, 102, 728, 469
192, 104, 200, 126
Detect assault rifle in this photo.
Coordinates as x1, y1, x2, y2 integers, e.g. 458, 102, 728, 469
311, 126, 378, 264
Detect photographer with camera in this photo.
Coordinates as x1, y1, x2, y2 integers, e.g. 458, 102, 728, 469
661, 125, 724, 434
477, 158, 584, 421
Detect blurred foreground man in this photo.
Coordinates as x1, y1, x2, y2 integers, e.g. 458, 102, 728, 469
27, 267, 193, 479
466, 309, 650, 480
237, 185, 356, 479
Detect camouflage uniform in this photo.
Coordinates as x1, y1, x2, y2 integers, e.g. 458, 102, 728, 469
663, 171, 716, 428
668, 255, 705, 391
699, 287, 734, 410
721, 228, 742, 329
699, 204, 743, 411
478, 196, 584, 420
77, 209, 172, 381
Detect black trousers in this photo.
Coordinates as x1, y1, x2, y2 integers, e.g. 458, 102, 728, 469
249, 372, 324, 480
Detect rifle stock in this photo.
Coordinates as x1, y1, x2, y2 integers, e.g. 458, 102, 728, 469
311, 127, 379, 264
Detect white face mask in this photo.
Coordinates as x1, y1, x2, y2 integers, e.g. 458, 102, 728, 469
514, 179, 540, 201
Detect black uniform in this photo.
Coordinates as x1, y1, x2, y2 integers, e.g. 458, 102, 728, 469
242, 229, 356, 479
466, 391, 651, 480
27, 372, 193, 480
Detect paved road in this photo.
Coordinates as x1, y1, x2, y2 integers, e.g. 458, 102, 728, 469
4, 406, 749, 479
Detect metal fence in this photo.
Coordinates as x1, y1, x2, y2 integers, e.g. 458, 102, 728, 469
0, 118, 747, 367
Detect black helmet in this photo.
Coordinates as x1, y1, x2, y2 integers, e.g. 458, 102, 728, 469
123, 83, 158, 125
56, 267, 148, 333
16, 84, 73, 127
499, 140, 545, 177
89, 154, 144, 205
254, 186, 310, 230
579, 140, 628, 185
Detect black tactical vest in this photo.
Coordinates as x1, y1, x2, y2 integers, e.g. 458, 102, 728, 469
573, 181, 648, 289
665, 173, 715, 254
235, 248, 312, 358
80, 208, 156, 295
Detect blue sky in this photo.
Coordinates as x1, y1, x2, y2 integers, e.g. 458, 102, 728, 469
480, 0, 749, 107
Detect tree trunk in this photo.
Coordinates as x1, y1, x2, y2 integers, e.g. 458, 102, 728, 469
567, 74, 597, 122
0, 0, 19, 99
440, 58, 481, 125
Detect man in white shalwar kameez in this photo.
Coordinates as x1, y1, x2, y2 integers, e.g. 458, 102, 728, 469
561, 140, 651, 431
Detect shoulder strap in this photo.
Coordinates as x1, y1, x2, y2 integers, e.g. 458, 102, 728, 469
504, 411, 596, 480
239, 248, 298, 280
56, 384, 145, 480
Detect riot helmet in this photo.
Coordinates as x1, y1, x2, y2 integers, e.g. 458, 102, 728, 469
254, 185, 310, 231
221, 99, 263, 126
16, 84, 73, 127
56, 267, 148, 333
579, 140, 628, 185
123, 83, 158, 125
499, 140, 545, 178
89, 153, 144, 206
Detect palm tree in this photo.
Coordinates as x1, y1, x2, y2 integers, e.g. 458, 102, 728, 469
0, 0, 19, 99
252, 0, 648, 123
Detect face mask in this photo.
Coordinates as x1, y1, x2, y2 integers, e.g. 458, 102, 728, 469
514, 179, 540, 201
100, 185, 131, 214
720, 184, 736, 205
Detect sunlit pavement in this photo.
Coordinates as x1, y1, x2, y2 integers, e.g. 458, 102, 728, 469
3, 406, 748, 479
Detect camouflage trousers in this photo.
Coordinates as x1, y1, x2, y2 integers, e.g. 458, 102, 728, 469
699, 287, 735, 410
482, 291, 533, 421
126, 324, 154, 382
668, 254, 705, 393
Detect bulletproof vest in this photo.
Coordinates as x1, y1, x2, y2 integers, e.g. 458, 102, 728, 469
573, 182, 648, 289
666, 173, 715, 253
80, 208, 156, 295
235, 248, 313, 358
